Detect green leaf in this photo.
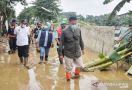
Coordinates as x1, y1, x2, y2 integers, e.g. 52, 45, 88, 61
103, 0, 114, 4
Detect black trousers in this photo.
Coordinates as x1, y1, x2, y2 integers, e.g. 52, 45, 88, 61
9, 39, 16, 51
17, 45, 29, 57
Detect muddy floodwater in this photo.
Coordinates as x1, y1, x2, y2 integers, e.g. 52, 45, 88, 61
0, 41, 132, 90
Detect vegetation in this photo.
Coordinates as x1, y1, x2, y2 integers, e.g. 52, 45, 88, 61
0, 0, 26, 24
17, 0, 61, 23
103, 0, 132, 20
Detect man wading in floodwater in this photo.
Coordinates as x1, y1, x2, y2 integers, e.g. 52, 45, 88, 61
14, 20, 30, 68
36, 22, 54, 64
55, 20, 67, 64
33, 22, 43, 52
7, 20, 17, 54
59, 16, 85, 81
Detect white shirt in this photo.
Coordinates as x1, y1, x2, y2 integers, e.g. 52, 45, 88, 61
14, 26, 30, 46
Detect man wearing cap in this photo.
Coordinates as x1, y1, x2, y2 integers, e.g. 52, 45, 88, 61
59, 16, 85, 81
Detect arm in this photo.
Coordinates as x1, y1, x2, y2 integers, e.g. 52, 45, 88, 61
8, 30, 16, 38
80, 30, 84, 54
33, 28, 36, 38
14, 27, 17, 37
54, 31, 59, 43
27, 28, 30, 37
52, 31, 56, 43
30, 29, 34, 37
50, 31, 55, 48
56, 38, 60, 45
7, 30, 10, 39
36, 30, 41, 43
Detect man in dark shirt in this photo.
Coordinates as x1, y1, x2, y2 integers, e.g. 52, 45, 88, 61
33, 22, 42, 52
59, 16, 85, 81
33, 22, 42, 39
7, 20, 16, 54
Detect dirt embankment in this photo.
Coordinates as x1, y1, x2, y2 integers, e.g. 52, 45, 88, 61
80, 24, 115, 55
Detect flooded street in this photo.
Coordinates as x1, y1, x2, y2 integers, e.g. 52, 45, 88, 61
0, 42, 132, 90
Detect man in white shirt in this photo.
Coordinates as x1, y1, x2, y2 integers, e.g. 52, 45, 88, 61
14, 20, 30, 67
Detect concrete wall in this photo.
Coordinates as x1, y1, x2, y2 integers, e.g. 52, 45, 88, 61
80, 25, 115, 54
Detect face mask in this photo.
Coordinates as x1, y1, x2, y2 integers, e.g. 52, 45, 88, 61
11, 25, 15, 29
21, 24, 25, 28
71, 24, 77, 30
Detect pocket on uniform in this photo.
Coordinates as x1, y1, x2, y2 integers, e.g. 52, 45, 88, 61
73, 35, 80, 40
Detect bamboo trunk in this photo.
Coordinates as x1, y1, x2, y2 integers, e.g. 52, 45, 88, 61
121, 52, 132, 59
86, 57, 110, 68
117, 48, 129, 55
87, 61, 113, 71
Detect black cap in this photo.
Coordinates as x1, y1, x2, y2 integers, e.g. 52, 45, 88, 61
69, 16, 77, 21
21, 20, 25, 23
12, 19, 16, 23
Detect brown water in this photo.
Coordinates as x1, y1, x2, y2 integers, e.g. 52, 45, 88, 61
0, 42, 132, 90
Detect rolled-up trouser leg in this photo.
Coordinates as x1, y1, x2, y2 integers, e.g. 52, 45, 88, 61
74, 56, 84, 68
64, 56, 74, 73
64, 56, 74, 80
74, 56, 84, 75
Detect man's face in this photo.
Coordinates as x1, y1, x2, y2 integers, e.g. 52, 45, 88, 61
21, 22, 26, 28
25, 23, 28, 26
61, 24, 66, 29
10, 25, 15, 29
37, 23, 42, 28
69, 20, 77, 25
12, 22, 16, 26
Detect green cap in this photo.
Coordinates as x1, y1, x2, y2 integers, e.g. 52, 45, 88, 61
61, 20, 66, 24
61, 18, 68, 24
